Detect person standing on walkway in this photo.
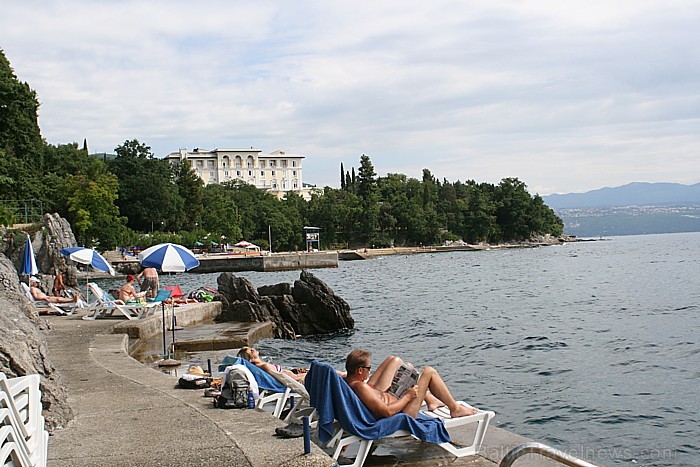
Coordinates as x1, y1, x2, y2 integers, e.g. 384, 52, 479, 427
137, 267, 159, 299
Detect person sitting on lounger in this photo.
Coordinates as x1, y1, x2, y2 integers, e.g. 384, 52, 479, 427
345, 348, 477, 420
119, 274, 146, 303
237, 347, 308, 382
51, 270, 67, 297
29, 277, 79, 304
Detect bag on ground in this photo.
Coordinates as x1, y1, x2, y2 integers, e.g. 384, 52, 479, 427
216, 367, 251, 409
178, 374, 212, 389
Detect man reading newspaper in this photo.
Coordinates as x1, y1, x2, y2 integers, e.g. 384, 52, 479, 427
345, 349, 477, 419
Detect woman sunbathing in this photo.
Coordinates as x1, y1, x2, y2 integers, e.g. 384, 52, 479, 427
236, 347, 307, 382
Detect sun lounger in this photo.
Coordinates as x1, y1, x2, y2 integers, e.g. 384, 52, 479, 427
0, 372, 48, 467
218, 356, 304, 418
82, 282, 157, 320
305, 360, 495, 467
20, 282, 80, 316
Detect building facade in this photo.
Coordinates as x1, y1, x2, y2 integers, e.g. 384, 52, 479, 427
164, 147, 317, 200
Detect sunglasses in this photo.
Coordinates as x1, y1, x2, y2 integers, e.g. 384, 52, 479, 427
360, 365, 371, 371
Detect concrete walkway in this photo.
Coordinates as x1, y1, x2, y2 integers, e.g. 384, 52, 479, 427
44, 316, 332, 466
43, 313, 564, 467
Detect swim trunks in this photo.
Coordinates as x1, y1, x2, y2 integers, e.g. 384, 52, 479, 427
141, 276, 158, 294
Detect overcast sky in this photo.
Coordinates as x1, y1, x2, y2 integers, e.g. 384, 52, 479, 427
3, 1, 699, 194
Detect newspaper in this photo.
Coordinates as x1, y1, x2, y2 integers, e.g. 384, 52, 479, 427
388, 363, 419, 398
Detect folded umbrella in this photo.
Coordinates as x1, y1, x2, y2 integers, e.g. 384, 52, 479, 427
20, 235, 39, 276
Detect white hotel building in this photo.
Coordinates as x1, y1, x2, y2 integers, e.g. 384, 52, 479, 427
164, 147, 317, 200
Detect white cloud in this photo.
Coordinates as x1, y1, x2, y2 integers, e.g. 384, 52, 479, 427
3, 0, 699, 194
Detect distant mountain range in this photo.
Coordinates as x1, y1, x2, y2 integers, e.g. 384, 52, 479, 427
542, 182, 700, 209
542, 182, 700, 237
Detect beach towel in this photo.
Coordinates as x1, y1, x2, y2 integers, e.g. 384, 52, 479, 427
218, 356, 287, 393
305, 360, 450, 445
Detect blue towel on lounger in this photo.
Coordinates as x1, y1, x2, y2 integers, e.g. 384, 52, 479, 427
305, 360, 450, 445
218, 356, 286, 392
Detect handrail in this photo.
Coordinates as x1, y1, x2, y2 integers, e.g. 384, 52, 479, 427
500, 442, 598, 467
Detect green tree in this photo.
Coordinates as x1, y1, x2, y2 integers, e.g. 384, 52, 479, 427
0, 49, 44, 201
110, 140, 183, 232
65, 173, 126, 248
357, 154, 379, 243
200, 184, 242, 242
175, 159, 204, 230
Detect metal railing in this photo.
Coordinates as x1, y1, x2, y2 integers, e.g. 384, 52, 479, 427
500, 442, 599, 467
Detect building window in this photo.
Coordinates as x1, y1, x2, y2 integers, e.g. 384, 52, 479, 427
272, 182, 277, 188
293, 170, 297, 176
196, 161, 203, 167
209, 171, 214, 177
293, 181, 298, 189
281, 160, 287, 168
292, 161, 297, 167
223, 162, 226, 168
270, 160, 276, 167
248, 171, 252, 176
260, 171, 265, 177
237, 170, 241, 176
260, 161, 266, 168
225, 171, 229, 176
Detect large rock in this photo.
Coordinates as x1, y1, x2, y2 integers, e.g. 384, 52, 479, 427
4, 213, 80, 286
0, 255, 73, 432
217, 270, 353, 339
292, 270, 354, 333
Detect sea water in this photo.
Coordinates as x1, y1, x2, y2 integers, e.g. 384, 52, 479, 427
101, 232, 700, 465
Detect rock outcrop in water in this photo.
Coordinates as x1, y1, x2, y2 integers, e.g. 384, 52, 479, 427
217, 270, 354, 339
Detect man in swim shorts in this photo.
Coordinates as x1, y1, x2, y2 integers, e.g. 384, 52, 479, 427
137, 267, 159, 299
345, 348, 477, 419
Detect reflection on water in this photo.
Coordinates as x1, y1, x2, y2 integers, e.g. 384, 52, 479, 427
96, 233, 700, 466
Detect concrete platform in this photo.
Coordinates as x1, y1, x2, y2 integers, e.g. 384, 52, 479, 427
43, 308, 567, 466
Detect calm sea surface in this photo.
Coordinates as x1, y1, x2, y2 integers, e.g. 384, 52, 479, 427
103, 232, 700, 465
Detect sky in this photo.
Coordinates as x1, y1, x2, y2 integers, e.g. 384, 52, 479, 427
2, 1, 699, 195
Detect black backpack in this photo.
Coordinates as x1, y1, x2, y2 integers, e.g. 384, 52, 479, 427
216, 367, 251, 409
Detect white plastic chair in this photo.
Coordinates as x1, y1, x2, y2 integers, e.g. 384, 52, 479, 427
0, 373, 48, 467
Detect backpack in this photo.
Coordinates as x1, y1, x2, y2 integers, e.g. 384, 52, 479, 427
216, 367, 250, 409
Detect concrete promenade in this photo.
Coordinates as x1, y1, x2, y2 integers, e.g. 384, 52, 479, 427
44, 316, 332, 466
43, 311, 563, 466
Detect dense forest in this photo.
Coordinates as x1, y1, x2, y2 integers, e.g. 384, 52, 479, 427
0, 49, 563, 251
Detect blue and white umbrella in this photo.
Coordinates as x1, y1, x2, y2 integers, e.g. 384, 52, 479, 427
20, 234, 39, 276
138, 243, 200, 272
60, 247, 116, 276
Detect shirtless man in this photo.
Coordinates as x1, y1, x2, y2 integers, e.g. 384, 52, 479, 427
344, 349, 477, 419
29, 278, 79, 304
119, 274, 145, 302
137, 267, 159, 299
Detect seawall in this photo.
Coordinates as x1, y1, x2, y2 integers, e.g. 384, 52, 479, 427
113, 251, 339, 274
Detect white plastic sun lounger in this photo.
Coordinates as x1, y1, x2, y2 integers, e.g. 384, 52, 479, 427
20, 282, 81, 316
0, 373, 49, 467
83, 282, 157, 320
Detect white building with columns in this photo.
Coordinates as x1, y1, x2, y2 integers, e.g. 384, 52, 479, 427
164, 147, 317, 200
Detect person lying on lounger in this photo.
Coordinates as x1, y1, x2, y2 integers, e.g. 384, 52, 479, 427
344, 348, 477, 419
236, 347, 308, 382
29, 277, 80, 304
